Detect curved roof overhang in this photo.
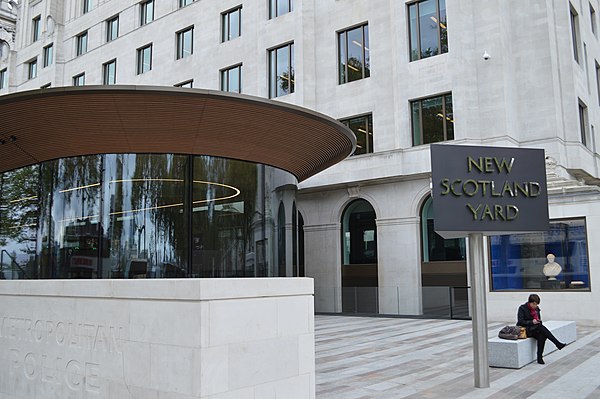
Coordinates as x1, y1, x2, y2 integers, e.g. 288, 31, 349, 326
0, 86, 355, 181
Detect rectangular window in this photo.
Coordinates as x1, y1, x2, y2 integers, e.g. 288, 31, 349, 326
220, 64, 242, 93
591, 3, 597, 36
408, 0, 447, 61
490, 218, 590, 291
32, 16, 41, 42
140, 0, 154, 26
269, 43, 294, 98
0, 68, 7, 90
341, 114, 373, 156
106, 16, 119, 42
338, 23, 370, 84
73, 73, 85, 86
137, 44, 152, 74
269, 0, 292, 19
179, 0, 193, 8
175, 80, 193, 88
83, 0, 92, 14
571, 4, 581, 63
596, 61, 600, 105
579, 100, 588, 146
176, 27, 193, 59
43, 44, 53, 67
411, 93, 453, 146
222, 6, 241, 42
103, 59, 116, 85
76, 31, 88, 56
28, 58, 38, 80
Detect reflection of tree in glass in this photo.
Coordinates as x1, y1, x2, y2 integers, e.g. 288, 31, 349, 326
0, 166, 40, 244
347, 57, 365, 82
279, 68, 294, 94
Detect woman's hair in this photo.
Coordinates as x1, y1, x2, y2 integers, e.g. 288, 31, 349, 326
528, 294, 541, 304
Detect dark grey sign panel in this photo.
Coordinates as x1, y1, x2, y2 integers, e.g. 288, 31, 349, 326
430, 144, 549, 238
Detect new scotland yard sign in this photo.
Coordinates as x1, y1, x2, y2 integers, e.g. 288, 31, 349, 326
430, 144, 549, 239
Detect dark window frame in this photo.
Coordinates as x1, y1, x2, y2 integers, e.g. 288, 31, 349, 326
83, 0, 92, 14
179, 0, 193, 8
578, 99, 588, 146
591, 2, 597, 36
221, 6, 242, 42
337, 23, 370, 85
136, 44, 153, 75
411, 92, 454, 146
106, 15, 119, 42
407, 0, 448, 61
268, 42, 294, 98
174, 79, 193, 88
220, 63, 242, 93
76, 31, 88, 56
140, 0, 155, 26
340, 113, 374, 156
176, 26, 194, 59
32, 16, 41, 43
269, 0, 293, 19
102, 59, 117, 85
571, 4, 581, 63
0, 68, 6, 90
43, 44, 53, 68
27, 58, 38, 80
73, 72, 85, 86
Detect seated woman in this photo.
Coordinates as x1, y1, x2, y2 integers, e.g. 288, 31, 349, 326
517, 294, 566, 364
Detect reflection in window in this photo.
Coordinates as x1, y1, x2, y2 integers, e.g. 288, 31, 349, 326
76, 31, 88, 56
137, 44, 152, 74
411, 93, 453, 146
103, 59, 116, 85
43, 44, 53, 68
0, 155, 296, 279
106, 16, 119, 42
571, 4, 580, 63
28, 58, 37, 80
179, 0, 193, 7
342, 200, 376, 265
338, 24, 370, 84
269, 0, 292, 19
140, 0, 154, 26
490, 218, 590, 291
420, 196, 465, 262
222, 6, 241, 42
221, 64, 241, 93
32, 16, 41, 43
579, 100, 588, 146
591, 3, 597, 36
176, 27, 194, 59
0, 68, 7, 90
73, 73, 85, 86
83, 0, 92, 14
269, 43, 294, 98
408, 0, 447, 61
341, 114, 373, 155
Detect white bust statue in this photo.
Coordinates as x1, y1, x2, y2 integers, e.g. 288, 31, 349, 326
543, 253, 562, 280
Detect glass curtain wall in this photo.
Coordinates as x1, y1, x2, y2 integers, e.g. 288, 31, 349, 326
0, 154, 295, 279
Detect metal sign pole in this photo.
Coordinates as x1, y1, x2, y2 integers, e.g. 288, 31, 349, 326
468, 233, 489, 388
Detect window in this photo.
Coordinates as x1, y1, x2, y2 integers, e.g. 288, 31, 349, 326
103, 59, 116, 85
338, 24, 370, 84
421, 196, 465, 263
490, 218, 590, 291
0, 68, 7, 89
83, 0, 92, 14
140, 0, 154, 26
27, 58, 38, 80
269, 0, 292, 19
220, 64, 241, 93
591, 3, 597, 36
73, 73, 85, 86
408, 0, 447, 61
40, 83, 51, 89
411, 93, 453, 146
175, 80, 193, 88
43, 44, 53, 67
137, 44, 152, 74
222, 6, 241, 42
596, 61, 600, 105
341, 114, 373, 155
76, 31, 88, 56
571, 4, 581, 63
32, 16, 41, 42
579, 100, 588, 146
176, 27, 193, 59
179, 0, 193, 7
106, 16, 119, 42
269, 43, 294, 98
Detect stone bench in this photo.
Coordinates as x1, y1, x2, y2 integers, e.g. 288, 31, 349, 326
488, 320, 577, 368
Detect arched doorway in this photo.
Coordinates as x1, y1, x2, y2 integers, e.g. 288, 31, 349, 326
420, 196, 468, 318
341, 199, 378, 313
277, 202, 286, 277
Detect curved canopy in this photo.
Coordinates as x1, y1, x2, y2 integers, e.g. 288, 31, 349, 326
0, 86, 355, 181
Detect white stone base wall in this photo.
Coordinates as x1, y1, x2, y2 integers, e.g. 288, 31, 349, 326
0, 278, 315, 399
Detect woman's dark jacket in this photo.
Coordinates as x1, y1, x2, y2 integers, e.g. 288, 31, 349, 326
517, 303, 541, 335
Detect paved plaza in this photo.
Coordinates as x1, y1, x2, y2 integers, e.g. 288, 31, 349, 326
315, 315, 600, 398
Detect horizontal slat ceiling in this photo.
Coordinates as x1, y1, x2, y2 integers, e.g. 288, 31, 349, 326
0, 86, 355, 181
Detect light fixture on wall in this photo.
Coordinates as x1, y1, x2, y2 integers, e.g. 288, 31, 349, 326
482, 51, 491, 61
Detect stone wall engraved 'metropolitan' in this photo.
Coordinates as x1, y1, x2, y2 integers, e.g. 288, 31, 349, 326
0, 278, 315, 399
